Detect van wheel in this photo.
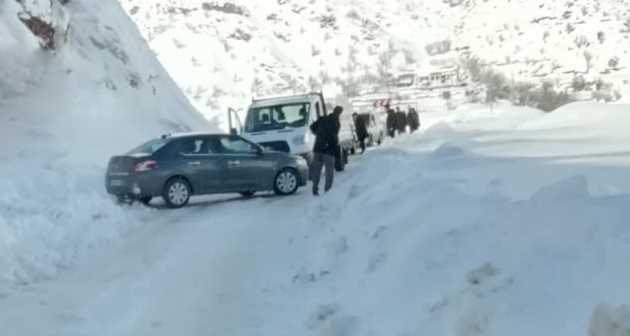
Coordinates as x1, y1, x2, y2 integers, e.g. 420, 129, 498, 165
274, 169, 299, 196
162, 177, 191, 208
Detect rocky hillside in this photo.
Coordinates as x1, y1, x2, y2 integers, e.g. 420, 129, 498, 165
452, 0, 630, 84
119, 0, 630, 126
0, 0, 210, 286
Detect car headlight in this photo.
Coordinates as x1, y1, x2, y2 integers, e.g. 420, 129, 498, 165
295, 156, 308, 166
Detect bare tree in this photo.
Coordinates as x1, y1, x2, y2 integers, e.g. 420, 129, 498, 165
583, 51, 593, 74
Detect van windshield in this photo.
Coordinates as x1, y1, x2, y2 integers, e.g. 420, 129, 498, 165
245, 103, 310, 133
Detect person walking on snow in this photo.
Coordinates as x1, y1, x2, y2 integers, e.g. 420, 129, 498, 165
385, 105, 397, 138
396, 106, 407, 135
352, 112, 368, 154
407, 106, 420, 133
310, 106, 343, 195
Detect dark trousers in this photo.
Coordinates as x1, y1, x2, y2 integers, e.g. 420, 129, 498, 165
357, 134, 367, 154
311, 152, 335, 192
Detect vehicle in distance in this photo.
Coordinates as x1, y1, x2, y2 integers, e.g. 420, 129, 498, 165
105, 133, 309, 208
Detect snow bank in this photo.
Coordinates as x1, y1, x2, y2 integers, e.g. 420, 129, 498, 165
259, 102, 630, 336
0, 0, 212, 287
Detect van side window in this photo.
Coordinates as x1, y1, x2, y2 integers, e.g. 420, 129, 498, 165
315, 102, 321, 118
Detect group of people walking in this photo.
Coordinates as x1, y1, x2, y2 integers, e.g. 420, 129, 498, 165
386, 105, 420, 138
309, 104, 421, 196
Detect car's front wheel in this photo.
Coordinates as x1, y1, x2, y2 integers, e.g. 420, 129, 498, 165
274, 168, 299, 196
162, 177, 191, 208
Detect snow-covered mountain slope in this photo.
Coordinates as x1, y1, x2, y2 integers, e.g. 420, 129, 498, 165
118, 0, 453, 128
2, 102, 630, 336
119, 0, 630, 127
452, 0, 630, 82
0, 0, 211, 287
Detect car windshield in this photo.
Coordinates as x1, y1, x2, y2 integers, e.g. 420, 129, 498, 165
127, 138, 169, 155
245, 102, 310, 133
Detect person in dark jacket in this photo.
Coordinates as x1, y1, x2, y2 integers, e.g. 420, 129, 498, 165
385, 105, 397, 138
352, 112, 368, 154
407, 106, 420, 133
395, 107, 407, 135
310, 106, 343, 195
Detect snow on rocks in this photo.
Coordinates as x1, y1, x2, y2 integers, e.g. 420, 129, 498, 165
0, 0, 211, 288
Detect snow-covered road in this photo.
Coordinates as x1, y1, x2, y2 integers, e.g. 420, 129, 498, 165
3, 102, 630, 336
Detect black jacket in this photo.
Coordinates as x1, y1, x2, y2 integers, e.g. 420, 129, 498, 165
407, 110, 420, 129
310, 114, 340, 156
354, 115, 368, 139
396, 111, 407, 131
386, 109, 396, 132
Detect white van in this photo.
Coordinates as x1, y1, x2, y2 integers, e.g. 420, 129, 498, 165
238, 93, 326, 156
232, 92, 349, 171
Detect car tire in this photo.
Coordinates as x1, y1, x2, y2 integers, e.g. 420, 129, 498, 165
239, 191, 256, 198
162, 177, 191, 208
274, 168, 299, 196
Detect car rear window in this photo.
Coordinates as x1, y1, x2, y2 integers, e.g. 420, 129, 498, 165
128, 138, 169, 155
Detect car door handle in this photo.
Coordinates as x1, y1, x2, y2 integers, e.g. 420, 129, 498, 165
188, 161, 201, 166
228, 160, 241, 166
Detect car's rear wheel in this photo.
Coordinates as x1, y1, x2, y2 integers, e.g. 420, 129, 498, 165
274, 168, 299, 196
239, 191, 256, 198
162, 177, 191, 208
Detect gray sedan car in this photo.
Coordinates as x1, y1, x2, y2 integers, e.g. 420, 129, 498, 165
105, 133, 309, 208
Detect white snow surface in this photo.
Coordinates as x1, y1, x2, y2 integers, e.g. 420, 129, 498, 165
1, 100, 630, 335
0, 0, 212, 287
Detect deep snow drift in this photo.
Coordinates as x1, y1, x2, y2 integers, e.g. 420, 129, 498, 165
0, 0, 211, 287
1, 101, 629, 336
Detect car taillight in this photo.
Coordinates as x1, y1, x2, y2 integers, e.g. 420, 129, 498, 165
133, 160, 158, 172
